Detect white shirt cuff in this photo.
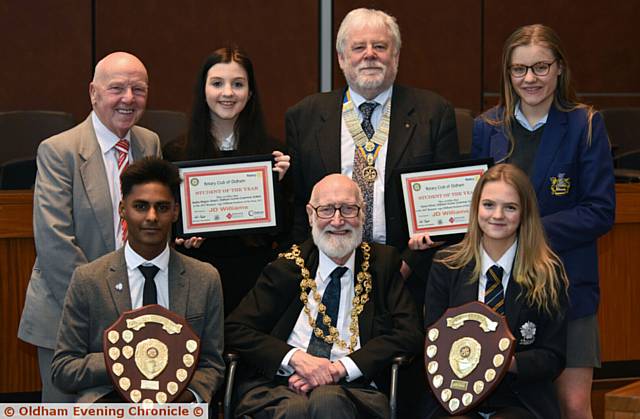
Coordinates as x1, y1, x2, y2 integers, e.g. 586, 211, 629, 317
338, 356, 362, 382
188, 388, 202, 403
278, 347, 299, 376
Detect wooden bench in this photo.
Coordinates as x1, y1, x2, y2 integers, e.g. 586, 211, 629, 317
606, 380, 640, 418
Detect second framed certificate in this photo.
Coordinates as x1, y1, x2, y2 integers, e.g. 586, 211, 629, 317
400, 159, 492, 238
176, 155, 278, 237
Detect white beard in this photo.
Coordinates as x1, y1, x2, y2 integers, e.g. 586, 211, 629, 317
312, 223, 362, 261
353, 60, 386, 91
344, 58, 397, 95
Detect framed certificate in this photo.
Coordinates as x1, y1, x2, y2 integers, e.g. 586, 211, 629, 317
175, 154, 279, 237
399, 159, 492, 239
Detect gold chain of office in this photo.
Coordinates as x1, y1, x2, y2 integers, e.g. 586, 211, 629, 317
279, 242, 373, 353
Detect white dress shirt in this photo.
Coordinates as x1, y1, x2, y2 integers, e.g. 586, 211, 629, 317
124, 242, 170, 309
280, 249, 364, 381
341, 86, 393, 244
92, 111, 132, 249
123, 242, 202, 401
477, 240, 518, 302
216, 131, 237, 151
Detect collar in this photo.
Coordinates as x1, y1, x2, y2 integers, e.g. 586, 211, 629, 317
317, 247, 356, 284
481, 239, 518, 276
124, 242, 170, 272
92, 111, 132, 155
514, 102, 548, 132
217, 131, 237, 151
348, 85, 393, 110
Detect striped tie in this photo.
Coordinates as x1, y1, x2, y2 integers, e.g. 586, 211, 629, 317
115, 139, 129, 243
485, 265, 505, 315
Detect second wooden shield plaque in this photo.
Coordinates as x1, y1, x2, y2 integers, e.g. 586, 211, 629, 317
424, 301, 515, 415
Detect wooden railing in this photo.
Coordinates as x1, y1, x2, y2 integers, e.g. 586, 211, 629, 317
598, 184, 640, 362
0, 191, 38, 392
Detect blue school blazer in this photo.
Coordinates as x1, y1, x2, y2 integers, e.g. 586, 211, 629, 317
472, 106, 615, 319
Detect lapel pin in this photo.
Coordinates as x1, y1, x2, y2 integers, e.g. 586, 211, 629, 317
115, 283, 123, 291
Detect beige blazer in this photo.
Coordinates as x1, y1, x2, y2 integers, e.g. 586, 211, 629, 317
18, 115, 161, 349
51, 248, 225, 403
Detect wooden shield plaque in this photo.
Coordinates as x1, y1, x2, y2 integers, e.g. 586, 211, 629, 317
103, 304, 201, 404
424, 301, 515, 415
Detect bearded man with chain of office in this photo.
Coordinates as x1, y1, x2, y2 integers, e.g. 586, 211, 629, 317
286, 8, 459, 313
225, 174, 423, 419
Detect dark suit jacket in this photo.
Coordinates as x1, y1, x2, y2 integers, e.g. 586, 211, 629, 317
472, 107, 615, 319
424, 257, 567, 419
225, 240, 423, 397
51, 248, 225, 403
286, 85, 458, 275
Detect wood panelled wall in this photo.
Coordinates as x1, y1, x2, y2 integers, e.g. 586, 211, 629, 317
0, 0, 317, 141
1, 1, 638, 141
1, 0, 639, 394
482, 0, 640, 110
93, 0, 318, 141
0, 1, 92, 124
333, 1, 484, 111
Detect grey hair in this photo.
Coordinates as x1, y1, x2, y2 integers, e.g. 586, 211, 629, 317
335, 8, 401, 56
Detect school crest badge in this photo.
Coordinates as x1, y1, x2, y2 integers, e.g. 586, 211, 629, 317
550, 173, 570, 196
519, 321, 536, 345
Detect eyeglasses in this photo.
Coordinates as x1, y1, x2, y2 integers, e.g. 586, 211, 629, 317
509, 60, 557, 78
310, 204, 361, 219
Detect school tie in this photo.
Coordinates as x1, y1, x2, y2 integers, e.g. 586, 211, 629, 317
139, 265, 160, 306
485, 265, 505, 315
115, 139, 130, 243
353, 102, 378, 243
306, 266, 348, 359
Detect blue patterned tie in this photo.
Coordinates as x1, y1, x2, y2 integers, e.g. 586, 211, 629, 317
307, 266, 348, 358
359, 102, 377, 139
485, 265, 505, 315
353, 102, 378, 243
